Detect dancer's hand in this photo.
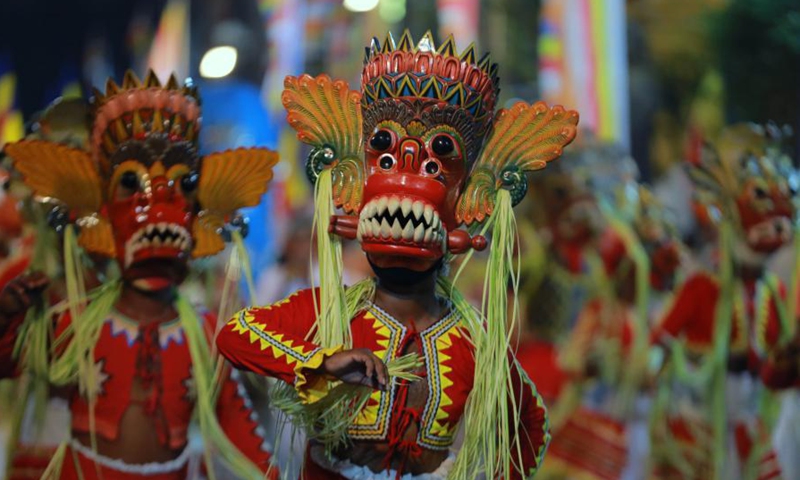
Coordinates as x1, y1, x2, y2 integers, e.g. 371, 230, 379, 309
320, 348, 389, 390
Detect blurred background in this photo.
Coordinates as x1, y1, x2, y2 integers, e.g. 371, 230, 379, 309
0, 3, 799, 477
0, 0, 798, 280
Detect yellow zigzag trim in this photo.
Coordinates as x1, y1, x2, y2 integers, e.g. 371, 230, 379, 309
430, 325, 461, 437
228, 310, 315, 365
352, 311, 394, 431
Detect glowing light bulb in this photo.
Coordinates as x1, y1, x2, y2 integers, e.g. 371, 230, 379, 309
343, 0, 380, 13
199, 46, 238, 79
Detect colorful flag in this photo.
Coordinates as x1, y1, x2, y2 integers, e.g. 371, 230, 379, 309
538, 0, 629, 149
437, 0, 479, 47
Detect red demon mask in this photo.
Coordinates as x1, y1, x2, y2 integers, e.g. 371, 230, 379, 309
104, 135, 200, 288
357, 100, 473, 270
689, 123, 796, 256
283, 31, 578, 273
6, 71, 278, 291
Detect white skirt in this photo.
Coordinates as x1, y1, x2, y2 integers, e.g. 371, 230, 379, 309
309, 446, 456, 480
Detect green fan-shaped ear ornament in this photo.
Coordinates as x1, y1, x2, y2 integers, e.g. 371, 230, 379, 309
282, 72, 367, 352
282, 74, 365, 215
456, 101, 579, 226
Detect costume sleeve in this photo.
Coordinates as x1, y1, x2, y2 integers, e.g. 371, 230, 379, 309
0, 312, 25, 378
0, 308, 69, 379
215, 288, 343, 403
510, 361, 550, 480
214, 367, 279, 478
650, 273, 706, 346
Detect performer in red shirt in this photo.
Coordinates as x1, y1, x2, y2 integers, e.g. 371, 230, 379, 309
216, 30, 579, 479
516, 143, 634, 416
543, 162, 682, 480
649, 124, 793, 480
0, 71, 278, 479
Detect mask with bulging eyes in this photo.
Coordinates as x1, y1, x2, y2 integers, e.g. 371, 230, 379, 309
105, 137, 200, 288
357, 101, 472, 271
734, 160, 795, 254
689, 124, 797, 255
5, 70, 278, 291
282, 31, 578, 274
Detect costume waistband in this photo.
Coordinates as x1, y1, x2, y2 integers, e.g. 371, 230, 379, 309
308, 445, 455, 480
68, 439, 191, 475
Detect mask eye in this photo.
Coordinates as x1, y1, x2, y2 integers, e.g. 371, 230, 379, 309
119, 171, 140, 190
370, 130, 393, 152
753, 185, 768, 200
422, 159, 441, 176
431, 134, 455, 157
180, 171, 199, 194
378, 154, 396, 171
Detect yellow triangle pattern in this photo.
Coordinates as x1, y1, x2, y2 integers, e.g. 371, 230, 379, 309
368, 311, 392, 360
227, 310, 315, 366
349, 309, 411, 438
350, 311, 393, 430
429, 325, 462, 438
354, 390, 382, 426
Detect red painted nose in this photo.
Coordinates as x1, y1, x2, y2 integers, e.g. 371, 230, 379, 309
150, 177, 173, 203
397, 138, 427, 173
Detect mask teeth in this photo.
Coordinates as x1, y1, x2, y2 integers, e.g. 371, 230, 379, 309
357, 196, 445, 250
123, 222, 193, 267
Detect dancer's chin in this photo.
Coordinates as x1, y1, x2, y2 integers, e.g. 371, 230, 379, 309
123, 258, 186, 292
368, 256, 443, 284
365, 250, 442, 272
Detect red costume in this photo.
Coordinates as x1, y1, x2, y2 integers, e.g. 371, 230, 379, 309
219, 288, 548, 478
216, 30, 579, 479
0, 71, 279, 479
515, 145, 616, 417
517, 144, 640, 410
